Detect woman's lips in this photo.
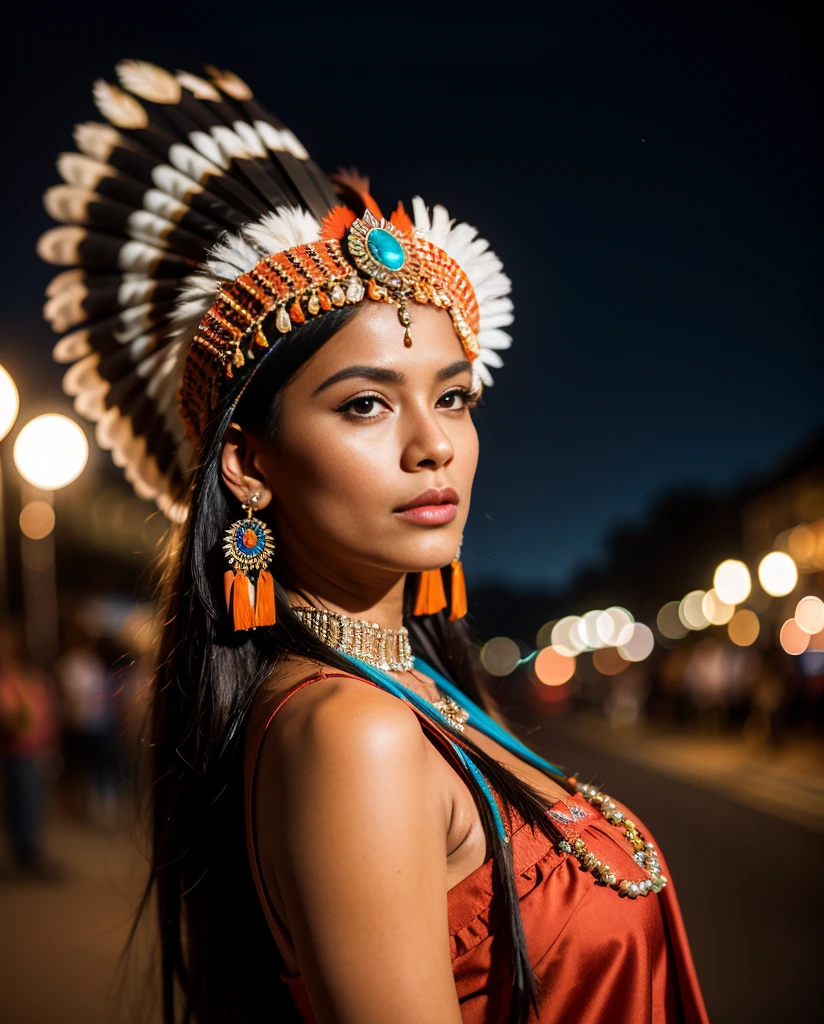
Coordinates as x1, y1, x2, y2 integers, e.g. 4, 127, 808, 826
394, 503, 458, 524
394, 487, 459, 525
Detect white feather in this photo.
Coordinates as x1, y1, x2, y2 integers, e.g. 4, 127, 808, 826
171, 274, 216, 325
187, 131, 229, 170
125, 209, 176, 249
168, 143, 223, 183
253, 121, 287, 152
73, 122, 121, 162
53, 329, 92, 363
44, 282, 88, 333
210, 125, 252, 162
411, 196, 514, 385
232, 121, 267, 158
280, 129, 309, 160
175, 70, 221, 102
151, 164, 203, 201
142, 189, 189, 223
117, 240, 168, 274
37, 225, 87, 266
57, 152, 110, 190
241, 206, 321, 256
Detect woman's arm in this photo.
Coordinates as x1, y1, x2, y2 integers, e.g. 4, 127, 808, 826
255, 677, 463, 1024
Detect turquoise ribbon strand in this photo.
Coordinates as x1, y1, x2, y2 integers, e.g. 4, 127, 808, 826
339, 653, 568, 845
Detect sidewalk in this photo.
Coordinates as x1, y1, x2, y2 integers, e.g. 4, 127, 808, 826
556, 712, 824, 833
0, 812, 160, 1024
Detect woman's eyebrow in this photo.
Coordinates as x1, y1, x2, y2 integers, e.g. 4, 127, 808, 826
312, 358, 472, 397
436, 359, 472, 382
312, 365, 404, 396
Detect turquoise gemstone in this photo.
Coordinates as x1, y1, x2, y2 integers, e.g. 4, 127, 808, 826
367, 228, 406, 270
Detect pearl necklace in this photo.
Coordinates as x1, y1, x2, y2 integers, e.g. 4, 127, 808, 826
555, 782, 668, 898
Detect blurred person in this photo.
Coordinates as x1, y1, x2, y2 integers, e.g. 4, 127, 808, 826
55, 624, 122, 826
36, 61, 709, 1024
603, 663, 650, 728
0, 624, 60, 876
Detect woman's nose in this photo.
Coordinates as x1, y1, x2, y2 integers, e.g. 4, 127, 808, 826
400, 408, 455, 471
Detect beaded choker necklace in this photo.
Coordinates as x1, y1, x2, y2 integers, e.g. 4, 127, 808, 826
291, 606, 415, 673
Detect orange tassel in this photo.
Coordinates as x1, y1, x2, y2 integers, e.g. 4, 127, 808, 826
224, 570, 235, 612
448, 559, 468, 621
231, 571, 255, 631
413, 568, 447, 616
254, 569, 276, 627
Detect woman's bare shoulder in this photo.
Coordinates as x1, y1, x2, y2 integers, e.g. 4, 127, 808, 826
248, 654, 417, 763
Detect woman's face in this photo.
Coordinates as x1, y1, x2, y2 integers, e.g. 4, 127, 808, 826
229, 301, 479, 590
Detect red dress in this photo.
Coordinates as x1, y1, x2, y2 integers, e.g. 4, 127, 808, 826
246, 672, 710, 1023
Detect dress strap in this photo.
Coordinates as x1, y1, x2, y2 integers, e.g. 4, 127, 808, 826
245, 667, 472, 957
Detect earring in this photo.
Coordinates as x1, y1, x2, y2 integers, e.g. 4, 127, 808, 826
223, 492, 276, 631
413, 535, 467, 619
413, 565, 447, 616
448, 537, 467, 622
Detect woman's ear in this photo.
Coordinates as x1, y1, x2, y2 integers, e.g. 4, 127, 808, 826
220, 423, 274, 510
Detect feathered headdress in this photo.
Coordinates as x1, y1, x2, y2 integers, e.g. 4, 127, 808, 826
39, 61, 513, 522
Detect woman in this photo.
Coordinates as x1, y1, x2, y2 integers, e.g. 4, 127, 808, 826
39, 60, 710, 1024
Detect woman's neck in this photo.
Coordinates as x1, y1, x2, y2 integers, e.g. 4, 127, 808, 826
279, 558, 407, 632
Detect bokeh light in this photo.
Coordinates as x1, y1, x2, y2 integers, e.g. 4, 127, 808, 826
579, 610, 606, 649
713, 559, 752, 605
727, 609, 760, 647
0, 363, 19, 442
618, 622, 654, 662
679, 590, 709, 630
795, 596, 824, 635
657, 601, 688, 639
701, 588, 735, 626
596, 606, 635, 646
19, 500, 56, 540
534, 646, 576, 685
592, 646, 629, 675
13, 414, 89, 490
535, 620, 556, 649
779, 619, 810, 656
788, 525, 817, 568
551, 616, 583, 657
480, 636, 521, 676
758, 551, 798, 597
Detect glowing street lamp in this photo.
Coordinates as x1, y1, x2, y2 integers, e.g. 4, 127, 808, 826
13, 414, 88, 490
0, 364, 19, 442
0, 363, 21, 620
12, 413, 89, 664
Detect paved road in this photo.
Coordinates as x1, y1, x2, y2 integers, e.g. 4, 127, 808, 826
521, 714, 824, 1024
0, 814, 160, 1024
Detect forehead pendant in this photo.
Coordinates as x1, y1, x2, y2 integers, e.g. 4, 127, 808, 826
347, 210, 421, 347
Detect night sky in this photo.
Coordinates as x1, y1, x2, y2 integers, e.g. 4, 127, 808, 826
3, 2, 818, 588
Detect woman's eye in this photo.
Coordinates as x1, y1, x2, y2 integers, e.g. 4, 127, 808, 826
339, 394, 386, 418
438, 388, 477, 411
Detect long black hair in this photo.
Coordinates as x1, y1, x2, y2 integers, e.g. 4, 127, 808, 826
130, 304, 574, 1024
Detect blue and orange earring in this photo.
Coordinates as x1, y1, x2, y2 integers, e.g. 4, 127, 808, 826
223, 492, 276, 630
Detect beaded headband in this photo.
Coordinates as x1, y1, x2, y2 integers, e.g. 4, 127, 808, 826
179, 207, 481, 444
37, 60, 513, 521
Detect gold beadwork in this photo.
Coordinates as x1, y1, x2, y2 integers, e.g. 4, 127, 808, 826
291, 606, 414, 673
556, 783, 669, 898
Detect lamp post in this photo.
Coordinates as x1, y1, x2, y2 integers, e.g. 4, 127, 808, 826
12, 413, 89, 664
0, 363, 20, 621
